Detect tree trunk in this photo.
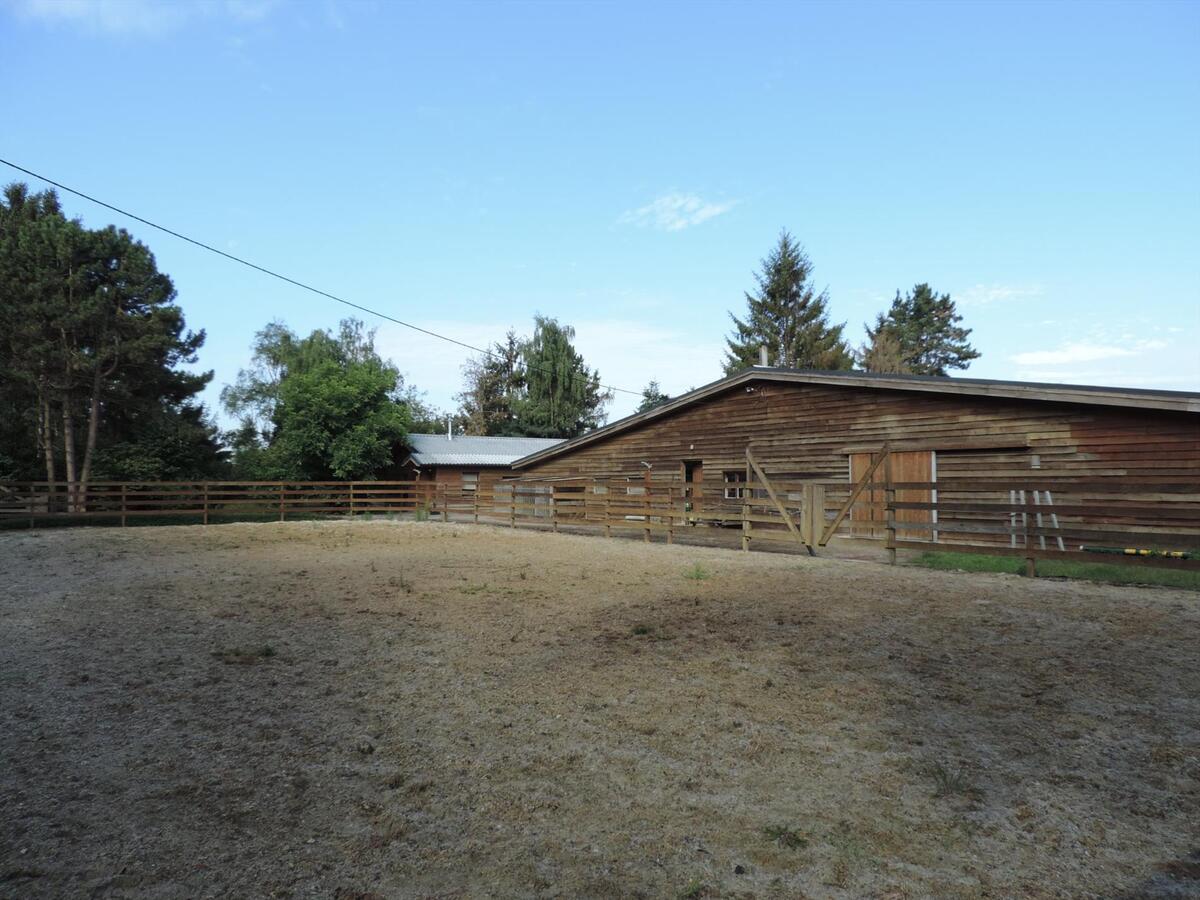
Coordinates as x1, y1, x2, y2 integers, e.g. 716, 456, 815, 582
78, 368, 103, 509
62, 393, 77, 512
40, 390, 57, 511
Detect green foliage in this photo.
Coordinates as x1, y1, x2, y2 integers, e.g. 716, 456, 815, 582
0, 182, 222, 483
724, 231, 853, 374
457, 318, 610, 438
222, 318, 412, 480
909, 551, 1200, 590
862, 284, 978, 375
636, 380, 670, 413
515, 316, 610, 437
457, 330, 524, 435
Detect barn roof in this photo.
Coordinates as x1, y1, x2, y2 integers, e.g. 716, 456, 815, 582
512, 367, 1200, 469
406, 433, 564, 468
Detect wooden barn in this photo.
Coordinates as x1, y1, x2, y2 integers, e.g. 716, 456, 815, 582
509, 368, 1199, 554
401, 432, 563, 495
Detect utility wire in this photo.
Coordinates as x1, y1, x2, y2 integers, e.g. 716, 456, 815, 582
0, 156, 642, 397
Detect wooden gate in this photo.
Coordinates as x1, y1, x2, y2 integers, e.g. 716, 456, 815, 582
850, 450, 933, 539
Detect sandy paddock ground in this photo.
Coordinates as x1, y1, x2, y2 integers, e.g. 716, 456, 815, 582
0, 521, 1197, 899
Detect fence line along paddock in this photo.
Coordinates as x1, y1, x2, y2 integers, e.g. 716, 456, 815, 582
0, 481, 442, 526
3, 470, 1197, 575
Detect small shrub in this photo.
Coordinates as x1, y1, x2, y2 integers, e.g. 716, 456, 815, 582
414, 504, 430, 522
631, 623, 654, 636
683, 562, 711, 581
928, 761, 975, 797
762, 824, 808, 849
678, 879, 706, 899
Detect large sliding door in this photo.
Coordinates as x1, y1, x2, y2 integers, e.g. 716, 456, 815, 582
849, 451, 934, 540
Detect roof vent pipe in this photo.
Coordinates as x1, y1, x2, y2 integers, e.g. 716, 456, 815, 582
446, 416, 452, 440
759, 345, 769, 367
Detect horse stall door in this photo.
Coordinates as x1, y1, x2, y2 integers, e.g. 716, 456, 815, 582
849, 453, 883, 537
850, 451, 934, 541
892, 451, 934, 542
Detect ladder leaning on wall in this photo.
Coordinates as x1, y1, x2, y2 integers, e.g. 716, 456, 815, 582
1009, 489, 1066, 552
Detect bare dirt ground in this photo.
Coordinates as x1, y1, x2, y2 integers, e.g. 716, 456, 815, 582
1, 521, 1197, 899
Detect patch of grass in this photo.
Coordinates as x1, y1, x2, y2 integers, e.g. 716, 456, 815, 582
631, 623, 654, 636
827, 822, 869, 888
211, 644, 276, 665
762, 824, 809, 849
677, 879, 706, 899
927, 760, 981, 800
414, 504, 430, 522
908, 550, 1200, 591
682, 562, 712, 581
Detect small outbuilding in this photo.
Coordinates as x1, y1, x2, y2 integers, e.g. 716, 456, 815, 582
401, 432, 564, 494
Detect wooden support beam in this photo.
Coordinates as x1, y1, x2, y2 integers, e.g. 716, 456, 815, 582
820, 445, 889, 546
745, 448, 807, 550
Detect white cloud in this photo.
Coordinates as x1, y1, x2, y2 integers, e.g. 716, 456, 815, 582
957, 283, 1043, 307
1011, 339, 1167, 367
7, 0, 279, 36
619, 193, 736, 232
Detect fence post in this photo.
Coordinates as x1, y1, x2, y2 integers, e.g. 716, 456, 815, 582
1025, 556, 1038, 578
202, 483, 209, 526
441, 484, 448, 522
473, 489, 479, 525
604, 488, 611, 538
510, 487, 516, 528
642, 489, 650, 543
350, 482, 356, 519
742, 503, 750, 551
279, 483, 285, 522
884, 455, 896, 565
120, 484, 127, 528
666, 486, 674, 545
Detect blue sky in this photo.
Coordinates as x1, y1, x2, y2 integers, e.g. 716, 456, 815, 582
2, 0, 1198, 424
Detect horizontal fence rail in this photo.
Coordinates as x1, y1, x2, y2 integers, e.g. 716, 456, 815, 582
2, 467, 1197, 573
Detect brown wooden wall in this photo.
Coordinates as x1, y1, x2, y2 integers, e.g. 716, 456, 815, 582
418, 466, 509, 493
514, 381, 1200, 493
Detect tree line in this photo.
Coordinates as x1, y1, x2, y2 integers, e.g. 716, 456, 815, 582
1, 184, 979, 486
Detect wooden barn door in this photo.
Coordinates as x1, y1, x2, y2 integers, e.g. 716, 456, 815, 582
850, 451, 934, 540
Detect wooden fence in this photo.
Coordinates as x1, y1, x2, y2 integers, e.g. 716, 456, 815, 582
0, 481, 443, 526
3, 458, 1197, 574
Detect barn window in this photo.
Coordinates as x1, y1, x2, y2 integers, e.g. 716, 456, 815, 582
462, 471, 479, 492
723, 470, 747, 500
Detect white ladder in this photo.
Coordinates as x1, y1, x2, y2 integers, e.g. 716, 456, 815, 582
1010, 489, 1065, 551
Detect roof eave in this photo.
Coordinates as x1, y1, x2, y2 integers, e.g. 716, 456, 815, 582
511, 368, 1200, 469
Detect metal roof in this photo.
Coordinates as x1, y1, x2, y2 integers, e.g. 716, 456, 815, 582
512, 367, 1200, 469
406, 433, 564, 468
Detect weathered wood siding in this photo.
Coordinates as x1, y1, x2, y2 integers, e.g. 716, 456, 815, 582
515, 382, 1200, 499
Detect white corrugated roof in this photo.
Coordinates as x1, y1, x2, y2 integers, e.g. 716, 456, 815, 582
406, 433, 564, 467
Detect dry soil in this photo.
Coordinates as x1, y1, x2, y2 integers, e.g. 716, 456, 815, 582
1, 521, 1197, 899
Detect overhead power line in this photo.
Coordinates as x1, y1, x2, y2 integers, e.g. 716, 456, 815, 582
0, 156, 642, 397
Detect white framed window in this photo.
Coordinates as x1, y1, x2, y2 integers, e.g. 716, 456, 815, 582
723, 470, 747, 500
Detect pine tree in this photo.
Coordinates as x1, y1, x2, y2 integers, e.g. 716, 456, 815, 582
636, 380, 670, 413
514, 316, 610, 438
724, 231, 853, 374
869, 284, 979, 375
856, 324, 913, 374
456, 330, 524, 436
